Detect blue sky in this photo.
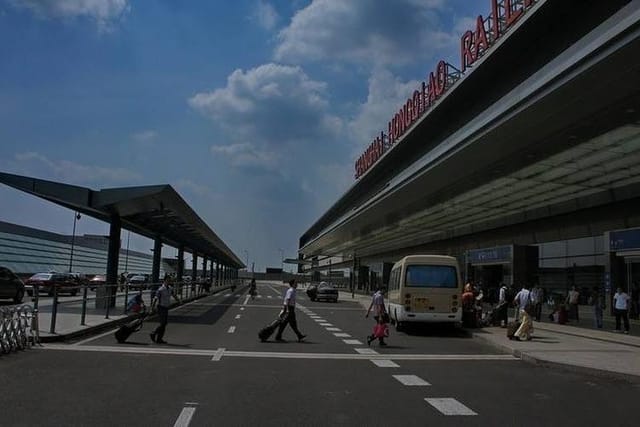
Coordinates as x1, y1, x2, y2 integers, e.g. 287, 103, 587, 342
0, 0, 485, 271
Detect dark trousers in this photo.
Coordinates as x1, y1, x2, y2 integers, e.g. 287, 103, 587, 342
498, 303, 508, 326
569, 303, 579, 321
614, 308, 630, 332
534, 303, 542, 322
276, 306, 303, 339
153, 306, 169, 341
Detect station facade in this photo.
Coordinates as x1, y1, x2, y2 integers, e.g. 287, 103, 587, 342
298, 0, 640, 307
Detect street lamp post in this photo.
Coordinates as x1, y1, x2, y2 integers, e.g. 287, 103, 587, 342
243, 250, 249, 271
68, 212, 81, 273
124, 230, 130, 274
278, 248, 284, 271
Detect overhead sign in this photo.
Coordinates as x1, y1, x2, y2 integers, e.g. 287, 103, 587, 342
354, 0, 539, 179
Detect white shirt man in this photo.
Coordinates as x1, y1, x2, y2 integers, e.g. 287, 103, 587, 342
613, 288, 631, 333
275, 280, 305, 342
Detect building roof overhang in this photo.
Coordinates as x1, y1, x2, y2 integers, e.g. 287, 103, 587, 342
0, 172, 244, 268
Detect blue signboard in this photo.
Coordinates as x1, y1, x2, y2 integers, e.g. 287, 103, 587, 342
609, 228, 640, 251
467, 245, 512, 264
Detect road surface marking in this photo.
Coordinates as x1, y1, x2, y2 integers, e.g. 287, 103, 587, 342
314, 319, 327, 323
371, 359, 399, 368
240, 307, 245, 311
224, 294, 231, 297
392, 375, 430, 386
267, 295, 273, 299
243, 295, 250, 305
320, 323, 333, 326
424, 398, 477, 416
211, 348, 225, 361
333, 332, 351, 338
227, 326, 236, 333
355, 348, 379, 355
343, 339, 362, 345
42, 345, 518, 361
174, 406, 197, 427
235, 314, 241, 319
326, 327, 341, 331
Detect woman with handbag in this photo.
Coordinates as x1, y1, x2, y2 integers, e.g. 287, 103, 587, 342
366, 287, 389, 346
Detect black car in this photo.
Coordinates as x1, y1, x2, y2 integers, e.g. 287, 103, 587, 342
306, 282, 338, 302
0, 267, 25, 303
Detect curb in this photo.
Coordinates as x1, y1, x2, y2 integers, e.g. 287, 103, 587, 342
39, 286, 236, 343
532, 325, 640, 349
472, 331, 640, 384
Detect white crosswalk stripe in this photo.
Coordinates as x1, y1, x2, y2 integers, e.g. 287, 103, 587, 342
425, 398, 477, 416
343, 339, 362, 345
371, 359, 399, 368
333, 332, 351, 338
392, 375, 430, 386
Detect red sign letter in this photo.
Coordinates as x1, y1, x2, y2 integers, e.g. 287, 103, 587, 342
505, 0, 523, 28
473, 15, 489, 61
460, 30, 474, 72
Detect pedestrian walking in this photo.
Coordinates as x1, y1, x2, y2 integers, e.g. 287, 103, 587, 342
513, 284, 533, 341
275, 279, 306, 342
366, 287, 388, 346
588, 286, 605, 329
566, 286, 580, 322
613, 287, 631, 334
249, 278, 257, 300
497, 283, 509, 327
150, 277, 180, 344
530, 284, 544, 322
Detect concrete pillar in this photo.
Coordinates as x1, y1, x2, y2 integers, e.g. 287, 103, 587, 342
177, 245, 184, 281
210, 259, 214, 281
202, 256, 207, 281
102, 215, 121, 308
152, 237, 162, 283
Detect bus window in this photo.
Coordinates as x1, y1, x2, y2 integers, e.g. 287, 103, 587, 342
405, 265, 457, 288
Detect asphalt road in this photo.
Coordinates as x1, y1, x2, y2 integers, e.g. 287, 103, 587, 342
2, 282, 638, 426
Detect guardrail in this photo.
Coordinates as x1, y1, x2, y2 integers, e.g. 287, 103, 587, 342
0, 304, 39, 355
37, 279, 243, 335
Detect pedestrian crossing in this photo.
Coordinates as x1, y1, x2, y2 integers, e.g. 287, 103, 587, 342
297, 305, 481, 416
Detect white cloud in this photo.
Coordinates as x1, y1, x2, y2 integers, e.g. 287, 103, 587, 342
174, 179, 221, 202
348, 67, 421, 150
189, 63, 343, 170
12, 152, 141, 186
274, 0, 454, 66
8, 0, 130, 31
131, 130, 157, 142
252, 0, 278, 30
210, 143, 280, 171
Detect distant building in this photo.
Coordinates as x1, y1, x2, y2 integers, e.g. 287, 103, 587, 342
0, 220, 174, 277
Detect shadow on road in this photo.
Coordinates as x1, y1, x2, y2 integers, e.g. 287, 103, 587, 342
400, 323, 473, 338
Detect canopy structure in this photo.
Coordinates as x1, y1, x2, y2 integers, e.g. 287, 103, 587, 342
0, 172, 243, 269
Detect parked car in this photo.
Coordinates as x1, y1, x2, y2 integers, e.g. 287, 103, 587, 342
25, 272, 79, 296
89, 274, 106, 291
0, 266, 26, 303
127, 274, 148, 290
306, 281, 338, 302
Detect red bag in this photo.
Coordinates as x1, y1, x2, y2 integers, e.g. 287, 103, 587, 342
373, 323, 389, 338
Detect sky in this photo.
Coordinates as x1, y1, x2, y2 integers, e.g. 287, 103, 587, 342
0, 0, 486, 271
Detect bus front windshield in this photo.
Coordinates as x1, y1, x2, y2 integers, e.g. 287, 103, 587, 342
405, 265, 457, 288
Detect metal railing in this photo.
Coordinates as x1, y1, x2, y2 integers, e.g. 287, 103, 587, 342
0, 304, 39, 355
38, 279, 242, 335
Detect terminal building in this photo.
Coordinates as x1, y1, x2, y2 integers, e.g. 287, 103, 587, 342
0, 220, 171, 278
298, 0, 640, 303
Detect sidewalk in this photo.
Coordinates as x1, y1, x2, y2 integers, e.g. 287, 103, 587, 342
35, 285, 236, 343
339, 291, 640, 382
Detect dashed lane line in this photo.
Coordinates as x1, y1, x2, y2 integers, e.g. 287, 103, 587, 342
326, 327, 342, 331
242, 295, 250, 305
392, 375, 430, 386
42, 345, 517, 361
319, 323, 333, 327
343, 339, 362, 345
227, 326, 236, 333
235, 314, 241, 319
425, 398, 477, 416
333, 333, 351, 338
174, 405, 197, 427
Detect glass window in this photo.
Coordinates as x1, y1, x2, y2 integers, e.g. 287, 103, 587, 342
405, 265, 457, 288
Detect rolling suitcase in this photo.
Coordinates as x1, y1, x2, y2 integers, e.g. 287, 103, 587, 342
115, 316, 145, 343
506, 321, 521, 340
258, 311, 286, 342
